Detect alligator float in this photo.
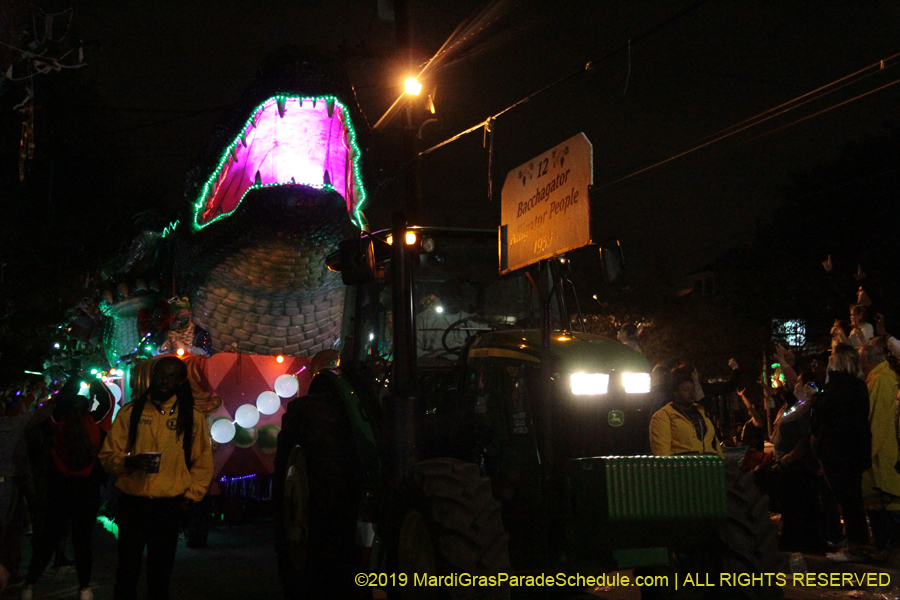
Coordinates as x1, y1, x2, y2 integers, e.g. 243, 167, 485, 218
95, 46, 369, 364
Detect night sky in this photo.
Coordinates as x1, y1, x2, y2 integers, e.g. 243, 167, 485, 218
11, 1, 900, 269
1, 1, 899, 374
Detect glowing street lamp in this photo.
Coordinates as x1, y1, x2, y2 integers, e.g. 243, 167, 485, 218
404, 78, 422, 96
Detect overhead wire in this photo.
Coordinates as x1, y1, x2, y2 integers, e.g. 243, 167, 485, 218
417, 0, 712, 157
698, 51, 900, 143
597, 52, 900, 189
748, 76, 900, 141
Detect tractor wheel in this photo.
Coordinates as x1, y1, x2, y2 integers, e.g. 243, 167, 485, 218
641, 462, 783, 600
272, 393, 367, 600
714, 461, 783, 600
385, 458, 511, 600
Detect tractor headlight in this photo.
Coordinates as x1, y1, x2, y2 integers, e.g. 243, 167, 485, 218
570, 373, 609, 395
622, 372, 651, 394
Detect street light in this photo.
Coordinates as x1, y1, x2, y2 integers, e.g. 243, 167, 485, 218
404, 78, 422, 96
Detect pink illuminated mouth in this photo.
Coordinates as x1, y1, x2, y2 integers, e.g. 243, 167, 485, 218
191, 95, 366, 230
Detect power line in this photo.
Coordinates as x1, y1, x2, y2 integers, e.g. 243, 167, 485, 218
417, 0, 712, 157
699, 51, 900, 143
597, 52, 900, 189
749, 77, 900, 141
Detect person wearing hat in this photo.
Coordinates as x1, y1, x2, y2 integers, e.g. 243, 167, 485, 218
650, 366, 723, 457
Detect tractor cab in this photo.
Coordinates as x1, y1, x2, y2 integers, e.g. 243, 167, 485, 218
329, 225, 654, 462
276, 222, 779, 598
333, 228, 548, 401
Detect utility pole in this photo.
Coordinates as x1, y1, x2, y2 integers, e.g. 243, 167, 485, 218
393, 0, 422, 225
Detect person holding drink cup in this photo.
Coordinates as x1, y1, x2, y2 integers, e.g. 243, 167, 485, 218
99, 356, 212, 600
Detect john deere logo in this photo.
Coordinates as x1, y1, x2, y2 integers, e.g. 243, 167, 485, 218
607, 410, 625, 427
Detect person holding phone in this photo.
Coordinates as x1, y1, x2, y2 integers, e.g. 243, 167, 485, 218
99, 356, 212, 600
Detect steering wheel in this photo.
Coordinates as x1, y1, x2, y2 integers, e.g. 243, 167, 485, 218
441, 314, 491, 356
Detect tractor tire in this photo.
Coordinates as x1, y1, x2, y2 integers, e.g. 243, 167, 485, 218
714, 461, 783, 600
384, 458, 511, 600
641, 462, 783, 600
272, 393, 367, 600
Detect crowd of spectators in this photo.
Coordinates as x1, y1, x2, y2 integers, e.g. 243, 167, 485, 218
639, 297, 900, 564
0, 359, 212, 600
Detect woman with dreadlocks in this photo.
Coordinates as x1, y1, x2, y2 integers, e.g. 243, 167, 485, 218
21, 378, 113, 600
99, 356, 212, 600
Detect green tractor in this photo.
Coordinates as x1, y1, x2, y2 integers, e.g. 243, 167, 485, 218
273, 215, 780, 600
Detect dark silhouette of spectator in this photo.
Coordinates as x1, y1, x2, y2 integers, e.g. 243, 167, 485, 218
811, 344, 873, 562
768, 374, 826, 553
21, 379, 113, 600
738, 383, 767, 452
0, 395, 32, 595
617, 323, 642, 355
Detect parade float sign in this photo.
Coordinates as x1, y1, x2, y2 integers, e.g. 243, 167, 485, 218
500, 132, 592, 274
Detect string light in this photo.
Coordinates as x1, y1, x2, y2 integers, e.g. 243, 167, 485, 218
159, 219, 180, 238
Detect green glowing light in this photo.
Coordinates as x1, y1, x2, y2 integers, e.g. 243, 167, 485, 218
160, 219, 180, 238
97, 515, 118, 539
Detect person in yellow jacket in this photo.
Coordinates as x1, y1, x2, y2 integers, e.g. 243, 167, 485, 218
860, 338, 900, 551
99, 356, 213, 600
650, 367, 724, 458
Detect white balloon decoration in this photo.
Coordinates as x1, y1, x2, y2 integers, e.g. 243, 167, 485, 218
235, 404, 260, 428
105, 382, 122, 402
256, 391, 281, 415
274, 374, 299, 398
210, 418, 236, 444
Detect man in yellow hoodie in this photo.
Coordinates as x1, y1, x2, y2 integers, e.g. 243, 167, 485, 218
650, 366, 724, 458
860, 338, 900, 552
99, 356, 213, 600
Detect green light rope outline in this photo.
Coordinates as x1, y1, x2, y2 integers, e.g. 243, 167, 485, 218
191, 95, 366, 232
160, 220, 180, 238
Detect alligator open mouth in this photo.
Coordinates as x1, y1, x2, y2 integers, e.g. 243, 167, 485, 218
191, 94, 366, 231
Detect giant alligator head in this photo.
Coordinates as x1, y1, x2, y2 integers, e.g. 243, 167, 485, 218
176, 46, 367, 357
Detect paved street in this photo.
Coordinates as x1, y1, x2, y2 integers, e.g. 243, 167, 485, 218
4, 520, 899, 600
2, 521, 282, 600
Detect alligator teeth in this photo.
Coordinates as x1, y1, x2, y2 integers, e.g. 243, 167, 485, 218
230, 145, 239, 162
254, 171, 262, 185
276, 97, 286, 118
240, 131, 248, 147
326, 99, 335, 118
323, 170, 331, 185
311, 98, 317, 108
